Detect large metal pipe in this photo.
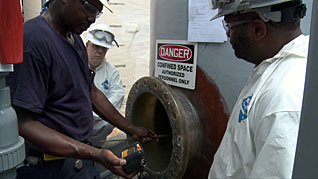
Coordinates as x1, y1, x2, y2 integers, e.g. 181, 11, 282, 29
127, 77, 201, 178
126, 68, 228, 178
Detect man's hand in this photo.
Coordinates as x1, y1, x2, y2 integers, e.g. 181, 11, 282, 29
97, 149, 138, 179
90, 84, 158, 143
130, 126, 158, 143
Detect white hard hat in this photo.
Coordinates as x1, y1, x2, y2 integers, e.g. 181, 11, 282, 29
210, 0, 306, 22
86, 24, 118, 49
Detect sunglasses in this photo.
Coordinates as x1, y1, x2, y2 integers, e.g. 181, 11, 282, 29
80, 0, 103, 18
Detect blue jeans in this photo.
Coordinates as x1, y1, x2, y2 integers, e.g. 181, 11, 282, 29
16, 158, 100, 179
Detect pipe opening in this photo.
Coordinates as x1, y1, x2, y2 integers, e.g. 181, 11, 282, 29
131, 92, 173, 172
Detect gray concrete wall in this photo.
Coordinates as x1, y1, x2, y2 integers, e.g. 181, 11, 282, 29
150, 0, 313, 111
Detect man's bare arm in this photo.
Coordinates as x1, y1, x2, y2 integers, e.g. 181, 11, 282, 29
14, 105, 135, 178
91, 83, 157, 142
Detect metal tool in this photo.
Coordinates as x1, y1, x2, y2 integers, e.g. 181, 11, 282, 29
101, 134, 170, 143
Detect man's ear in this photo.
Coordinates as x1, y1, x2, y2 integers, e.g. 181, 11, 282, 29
251, 19, 267, 41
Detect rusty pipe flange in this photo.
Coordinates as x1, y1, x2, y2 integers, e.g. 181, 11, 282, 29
126, 76, 202, 179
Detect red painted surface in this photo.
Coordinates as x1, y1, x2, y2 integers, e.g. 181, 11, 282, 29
0, 0, 23, 64
174, 67, 229, 179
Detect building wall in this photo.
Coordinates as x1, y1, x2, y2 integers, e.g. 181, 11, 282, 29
23, 0, 41, 21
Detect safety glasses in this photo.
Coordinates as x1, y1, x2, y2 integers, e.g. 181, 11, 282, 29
90, 30, 119, 47
80, 0, 103, 18
222, 19, 251, 33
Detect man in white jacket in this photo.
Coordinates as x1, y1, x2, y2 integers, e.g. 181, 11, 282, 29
208, 0, 308, 178
85, 24, 125, 148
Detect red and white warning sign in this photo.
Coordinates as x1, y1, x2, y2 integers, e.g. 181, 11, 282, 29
155, 40, 198, 90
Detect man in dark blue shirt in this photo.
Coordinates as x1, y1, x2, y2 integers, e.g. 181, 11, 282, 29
7, 0, 157, 178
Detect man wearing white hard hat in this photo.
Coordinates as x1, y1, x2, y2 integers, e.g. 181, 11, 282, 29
208, 0, 308, 178
8, 0, 157, 178
86, 24, 124, 148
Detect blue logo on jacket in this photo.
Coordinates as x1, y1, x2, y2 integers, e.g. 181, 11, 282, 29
101, 80, 109, 90
238, 95, 253, 123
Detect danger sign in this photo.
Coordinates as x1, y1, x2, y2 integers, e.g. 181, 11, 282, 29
155, 40, 197, 90
158, 45, 192, 61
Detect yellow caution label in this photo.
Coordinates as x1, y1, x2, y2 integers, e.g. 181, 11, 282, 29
43, 154, 66, 161
122, 149, 128, 158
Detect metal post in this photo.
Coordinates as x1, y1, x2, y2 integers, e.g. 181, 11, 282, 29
0, 0, 25, 177
293, 1, 318, 178
0, 69, 25, 178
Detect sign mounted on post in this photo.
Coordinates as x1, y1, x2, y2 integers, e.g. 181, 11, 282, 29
155, 40, 198, 90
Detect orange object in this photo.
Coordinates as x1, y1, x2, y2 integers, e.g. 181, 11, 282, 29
0, 0, 23, 64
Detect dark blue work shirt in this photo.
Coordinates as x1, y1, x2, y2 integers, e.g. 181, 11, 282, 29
7, 16, 94, 142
